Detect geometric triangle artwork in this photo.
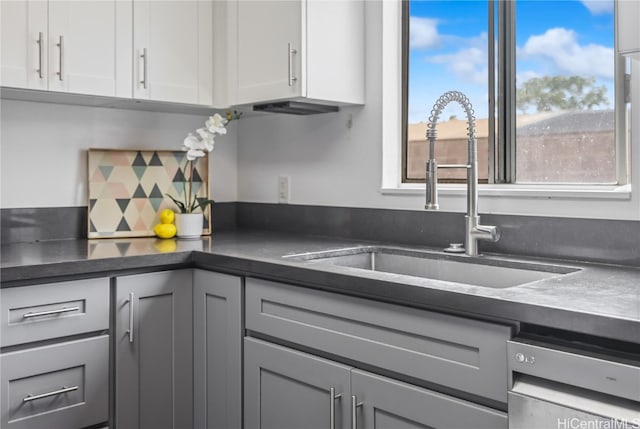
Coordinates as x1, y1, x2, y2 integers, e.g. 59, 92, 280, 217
173, 169, 186, 183
149, 197, 164, 212
116, 217, 131, 231
192, 168, 203, 183
116, 198, 130, 213
99, 165, 114, 180
132, 184, 147, 198
148, 151, 163, 166
133, 166, 146, 181
87, 149, 211, 238
132, 152, 147, 166
148, 184, 164, 199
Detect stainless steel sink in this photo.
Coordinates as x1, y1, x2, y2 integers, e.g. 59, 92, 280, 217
284, 246, 579, 288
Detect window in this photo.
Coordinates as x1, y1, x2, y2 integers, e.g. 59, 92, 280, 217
403, 0, 627, 185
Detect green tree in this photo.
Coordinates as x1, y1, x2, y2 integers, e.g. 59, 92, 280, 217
516, 75, 608, 114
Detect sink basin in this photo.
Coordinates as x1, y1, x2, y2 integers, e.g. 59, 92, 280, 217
284, 246, 579, 288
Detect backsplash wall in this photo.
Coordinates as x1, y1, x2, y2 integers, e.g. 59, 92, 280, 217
0, 99, 238, 208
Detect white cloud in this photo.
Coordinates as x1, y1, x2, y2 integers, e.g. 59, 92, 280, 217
409, 17, 439, 49
519, 28, 614, 80
428, 33, 488, 85
580, 0, 614, 15
516, 70, 542, 86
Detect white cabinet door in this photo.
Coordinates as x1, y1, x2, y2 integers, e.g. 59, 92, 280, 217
618, 0, 640, 57
236, 0, 302, 104
48, 0, 130, 97
133, 0, 212, 105
0, 0, 47, 90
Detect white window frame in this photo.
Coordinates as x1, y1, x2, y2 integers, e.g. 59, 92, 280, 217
381, 0, 640, 220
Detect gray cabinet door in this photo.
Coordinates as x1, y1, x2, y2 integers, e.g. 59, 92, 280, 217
351, 370, 507, 429
193, 269, 242, 429
244, 337, 351, 429
115, 270, 193, 429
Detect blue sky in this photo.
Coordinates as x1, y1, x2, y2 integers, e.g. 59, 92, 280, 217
408, 0, 615, 123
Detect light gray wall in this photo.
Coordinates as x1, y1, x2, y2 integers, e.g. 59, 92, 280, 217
0, 99, 238, 208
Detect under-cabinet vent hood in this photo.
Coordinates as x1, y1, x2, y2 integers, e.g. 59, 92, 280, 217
253, 101, 339, 115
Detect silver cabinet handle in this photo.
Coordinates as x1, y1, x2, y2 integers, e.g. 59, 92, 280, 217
126, 292, 134, 343
36, 31, 44, 78
330, 387, 342, 429
287, 42, 297, 87
139, 48, 148, 89
23, 385, 78, 403
23, 306, 79, 318
56, 35, 64, 81
351, 395, 363, 429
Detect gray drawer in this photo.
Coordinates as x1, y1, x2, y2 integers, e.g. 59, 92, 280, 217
0, 335, 109, 429
246, 278, 514, 403
1, 278, 109, 347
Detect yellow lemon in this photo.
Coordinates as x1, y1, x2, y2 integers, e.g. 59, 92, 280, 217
154, 238, 177, 253
159, 209, 175, 224
153, 223, 177, 239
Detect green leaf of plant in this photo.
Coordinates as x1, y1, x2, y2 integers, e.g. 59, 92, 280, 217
165, 194, 187, 213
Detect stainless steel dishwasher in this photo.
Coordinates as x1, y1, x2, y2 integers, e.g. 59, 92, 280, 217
508, 338, 640, 429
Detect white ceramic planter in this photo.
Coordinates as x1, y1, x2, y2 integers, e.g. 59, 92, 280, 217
175, 213, 203, 239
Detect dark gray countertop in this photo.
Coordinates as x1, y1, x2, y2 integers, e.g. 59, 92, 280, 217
2, 230, 639, 344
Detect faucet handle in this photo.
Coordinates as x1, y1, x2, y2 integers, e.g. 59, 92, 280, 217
425, 159, 439, 210
475, 224, 500, 242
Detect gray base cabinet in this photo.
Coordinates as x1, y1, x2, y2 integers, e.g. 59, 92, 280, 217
115, 270, 193, 429
244, 337, 351, 429
246, 278, 513, 403
1, 335, 109, 429
351, 370, 507, 429
244, 337, 506, 429
0, 277, 110, 429
193, 269, 243, 429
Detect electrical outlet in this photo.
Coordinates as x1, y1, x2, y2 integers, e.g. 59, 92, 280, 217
278, 176, 290, 204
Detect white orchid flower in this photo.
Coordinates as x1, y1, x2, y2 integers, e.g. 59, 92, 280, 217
196, 127, 211, 140
205, 113, 227, 135
183, 133, 207, 160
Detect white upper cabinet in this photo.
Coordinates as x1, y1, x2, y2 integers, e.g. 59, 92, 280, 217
133, 0, 213, 105
48, 1, 131, 97
1, 1, 48, 90
236, 0, 302, 104
618, 0, 640, 58
1, 0, 131, 97
231, 0, 365, 106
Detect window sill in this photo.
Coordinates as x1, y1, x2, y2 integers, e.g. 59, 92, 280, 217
380, 183, 632, 200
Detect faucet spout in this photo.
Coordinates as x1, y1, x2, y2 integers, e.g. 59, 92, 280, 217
424, 91, 499, 256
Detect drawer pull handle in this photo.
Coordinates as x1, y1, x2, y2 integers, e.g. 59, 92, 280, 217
23, 306, 80, 319
36, 31, 44, 79
23, 385, 78, 403
126, 292, 134, 343
287, 42, 297, 87
56, 35, 64, 81
139, 48, 148, 89
330, 387, 342, 429
351, 395, 363, 429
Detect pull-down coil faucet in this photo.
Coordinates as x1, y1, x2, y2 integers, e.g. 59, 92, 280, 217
425, 91, 499, 256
